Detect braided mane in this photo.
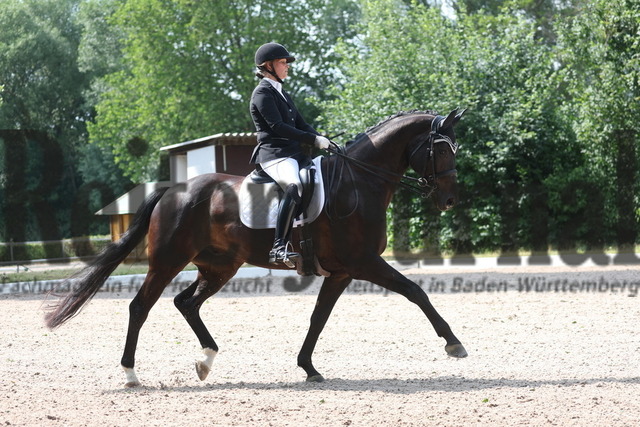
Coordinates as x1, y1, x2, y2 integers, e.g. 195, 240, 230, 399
346, 110, 438, 147
363, 109, 438, 134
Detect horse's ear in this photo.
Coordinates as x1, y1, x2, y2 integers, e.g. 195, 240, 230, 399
439, 109, 459, 131
453, 108, 466, 125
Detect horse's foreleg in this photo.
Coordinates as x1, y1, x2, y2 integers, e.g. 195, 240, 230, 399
121, 269, 181, 388
297, 274, 352, 382
351, 257, 467, 358
174, 268, 235, 381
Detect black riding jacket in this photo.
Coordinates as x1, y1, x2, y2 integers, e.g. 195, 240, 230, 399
249, 78, 318, 164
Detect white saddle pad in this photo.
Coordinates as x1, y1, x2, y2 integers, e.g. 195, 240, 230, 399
239, 156, 325, 229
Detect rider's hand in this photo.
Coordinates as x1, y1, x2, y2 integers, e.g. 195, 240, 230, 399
314, 135, 331, 150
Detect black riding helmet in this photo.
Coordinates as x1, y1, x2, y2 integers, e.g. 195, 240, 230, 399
255, 43, 295, 83
254, 42, 296, 65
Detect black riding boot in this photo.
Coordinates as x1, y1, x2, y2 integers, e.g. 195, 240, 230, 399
269, 185, 301, 268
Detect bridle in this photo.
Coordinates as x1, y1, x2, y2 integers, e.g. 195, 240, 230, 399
406, 114, 458, 198
327, 115, 458, 199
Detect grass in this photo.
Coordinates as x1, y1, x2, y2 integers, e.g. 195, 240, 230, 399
1, 262, 197, 284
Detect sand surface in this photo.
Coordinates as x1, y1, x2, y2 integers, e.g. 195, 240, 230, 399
2, 265, 640, 426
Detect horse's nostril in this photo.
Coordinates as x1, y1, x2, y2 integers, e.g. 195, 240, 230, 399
446, 198, 456, 209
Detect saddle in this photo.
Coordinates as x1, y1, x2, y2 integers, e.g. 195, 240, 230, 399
249, 163, 316, 217
238, 156, 328, 277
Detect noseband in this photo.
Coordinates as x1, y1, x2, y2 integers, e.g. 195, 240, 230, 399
407, 115, 458, 198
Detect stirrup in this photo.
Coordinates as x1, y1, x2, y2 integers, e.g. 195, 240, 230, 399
269, 243, 299, 268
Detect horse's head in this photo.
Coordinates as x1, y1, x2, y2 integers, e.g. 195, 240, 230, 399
408, 108, 465, 211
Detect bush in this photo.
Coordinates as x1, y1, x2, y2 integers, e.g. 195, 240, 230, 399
0, 237, 111, 263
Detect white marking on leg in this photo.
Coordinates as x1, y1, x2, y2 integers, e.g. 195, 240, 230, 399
202, 347, 217, 367
195, 347, 217, 381
122, 366, 141, 388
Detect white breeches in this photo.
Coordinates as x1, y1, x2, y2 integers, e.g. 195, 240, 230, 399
260, 157, 303, 198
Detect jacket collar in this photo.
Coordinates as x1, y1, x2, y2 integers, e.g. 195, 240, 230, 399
261, 78, 290, 105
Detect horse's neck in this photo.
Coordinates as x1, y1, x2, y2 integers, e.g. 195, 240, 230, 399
352, 114, 432, 175
323, 114, 433, 216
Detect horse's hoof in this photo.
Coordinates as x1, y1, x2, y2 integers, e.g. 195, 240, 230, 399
122, 367, 141, 388
445, 343, 468, 358
124, 380, 141, 388
195, 360, 211, 381
306, 374, 325, 383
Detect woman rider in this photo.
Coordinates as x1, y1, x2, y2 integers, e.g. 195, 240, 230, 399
249, 42, 330, 267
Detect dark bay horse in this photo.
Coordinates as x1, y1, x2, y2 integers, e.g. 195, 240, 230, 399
45, 108, 467, 387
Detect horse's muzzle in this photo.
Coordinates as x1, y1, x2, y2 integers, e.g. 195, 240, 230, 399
444, 197, 456, 210
436, 188, 457, 211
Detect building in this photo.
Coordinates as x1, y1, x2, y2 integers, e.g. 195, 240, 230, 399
160, 132, 257, 183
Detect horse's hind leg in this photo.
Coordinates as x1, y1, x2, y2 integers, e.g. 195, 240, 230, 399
121, 266, 186, 387
173, 264, 239, 381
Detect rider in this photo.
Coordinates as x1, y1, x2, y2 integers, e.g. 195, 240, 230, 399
249, 42, 331, 267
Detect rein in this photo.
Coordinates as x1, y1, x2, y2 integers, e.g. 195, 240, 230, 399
327, 146, 435, 197
327, 116, 457, 199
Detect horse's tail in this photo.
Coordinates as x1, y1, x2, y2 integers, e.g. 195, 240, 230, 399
44, 187, 169, 329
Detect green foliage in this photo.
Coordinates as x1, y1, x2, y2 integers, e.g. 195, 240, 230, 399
89, 0, 360, 182
0, 0, 86, 133
74, 0, 134, 212
0, 0, 87, 241
0, 0, 637, 254
0, 0, 131, 241
555, 0, 640, 248
0, 238, 111, 263
321, 0, 638, 253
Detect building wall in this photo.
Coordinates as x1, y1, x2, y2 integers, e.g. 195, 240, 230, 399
216, 145, 255, 176
187, 146, 216, 179
110, 214, 149, 261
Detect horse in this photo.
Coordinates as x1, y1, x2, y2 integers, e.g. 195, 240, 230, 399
45, 108, 467, 387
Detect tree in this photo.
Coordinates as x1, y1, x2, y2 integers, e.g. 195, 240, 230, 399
0, 0, 88, 242
556, 0, 640, 251
89, 0, 360, 182
451, 0, 581, 43
320, 0, 577, 254
0, 0, 134, 243
0, 0, 87, 139
76, 0, 133, 196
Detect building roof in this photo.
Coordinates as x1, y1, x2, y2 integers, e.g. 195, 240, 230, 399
97, 132, 257, 217
95, 181, 172, 215
160, 132, 257, 154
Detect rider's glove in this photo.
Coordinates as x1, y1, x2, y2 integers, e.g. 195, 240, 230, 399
314, 135, 331, 150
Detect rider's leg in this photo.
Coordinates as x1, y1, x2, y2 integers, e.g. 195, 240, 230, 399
260, 157, 303, 198
270, 184, 301, 267
259, 158, 303, 267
